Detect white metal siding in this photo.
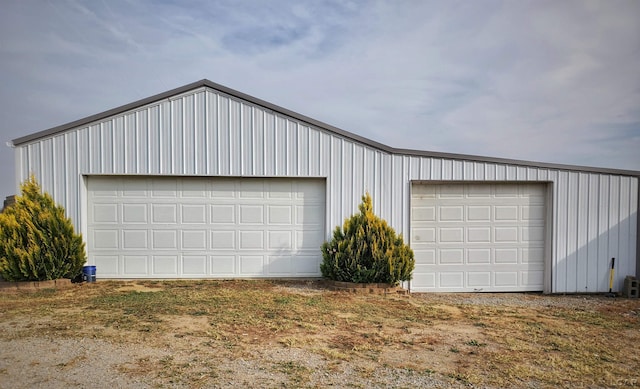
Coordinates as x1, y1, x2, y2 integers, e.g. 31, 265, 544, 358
15, 85, 638, 292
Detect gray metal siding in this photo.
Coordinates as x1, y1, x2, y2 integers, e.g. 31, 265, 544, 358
14, 86, 639, 293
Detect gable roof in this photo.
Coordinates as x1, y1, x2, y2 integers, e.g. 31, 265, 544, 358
11, 79, 640, 177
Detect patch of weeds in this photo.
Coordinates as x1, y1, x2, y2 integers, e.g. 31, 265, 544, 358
30, 289, 59, 298
449, 347, 460, 353
305, 297, 322, 307
466, 339, 486, 347
473, 321, 487, 328
449, 372, 471, 384
273, 296, 293, 305
274, 360, 311, 385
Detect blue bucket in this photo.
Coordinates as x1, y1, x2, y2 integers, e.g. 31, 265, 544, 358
82, 265, 97, 283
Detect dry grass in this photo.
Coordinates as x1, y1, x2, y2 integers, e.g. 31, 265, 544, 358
1, 280, 639, 388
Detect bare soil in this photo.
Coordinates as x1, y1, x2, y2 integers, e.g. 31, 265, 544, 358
1, 280, 639, 388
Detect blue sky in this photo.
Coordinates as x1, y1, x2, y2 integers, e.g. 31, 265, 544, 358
1, 0, 639, 200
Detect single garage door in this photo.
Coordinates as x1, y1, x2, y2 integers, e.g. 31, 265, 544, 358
410, 183, 547, 292
87, 176, 325, 278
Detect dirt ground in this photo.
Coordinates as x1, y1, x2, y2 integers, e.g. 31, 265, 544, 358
1, 280, 639, 388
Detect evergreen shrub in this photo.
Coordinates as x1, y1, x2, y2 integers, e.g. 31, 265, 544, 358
0, 175, 86, 281
320, 193, 415, 285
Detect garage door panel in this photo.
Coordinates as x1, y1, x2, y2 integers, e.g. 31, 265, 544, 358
88, 177, 325, 278
468, 227, 491, 242
411, 183, 546, 292
181, 180, 206, 198
268, 231, 292, 250
151, 180, 177, 197
211, 230, 235, 249
123, 255, 148, 275
522, 247, 545, 263
522, 226, 544, 241
240, 181, 265, 198
152, 230, 177, 249
123, 204, 148, 223
152, 204, 177, 223
182, 204, 206, 224
123, 230, 148, 249
439, 249, 463, 264
93, 230, 119, 249
240, 255, 264, 274
122, 177, 148, 197
439, 228, 463, 242
240, 205, 264, 224
523, 270, 544, 286
467, 206, 490, 221
495, 272, 518, 287
182, 255, 207, 275
267, 181, 293, 198
439, 206, 464, 221
467, 272, 491, 288
467, 249, 490, 264
152, 255, 178, 275
211, 181, 236, 199
268, 255, 292, 274
296, 230, 324, 250
296, 204, 324, 225
211, 255, 235, 275
182, 230, 207, 250
239, 231, 264, 249
268, 205, 292, 224
211, 205, 235, 223
95, 255, 118, 274
440, 272, 464, 288
293, 255, 322, 274
93, 204, 118, 223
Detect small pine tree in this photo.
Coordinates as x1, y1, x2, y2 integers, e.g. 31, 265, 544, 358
320, 193, 415, 285
0, 175, 86, 281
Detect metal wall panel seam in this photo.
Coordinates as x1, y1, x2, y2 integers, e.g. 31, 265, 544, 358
567, 172, 578, 292
216, 93, 222, 175
158, 104, 164, 174
599, 175, 610, 291
182, 97, 187, 175
557, 171, 568, 292
122, 116, 128, 174
609, 176, 620, 288
238, 100, 243, 176
586, 174, 599, 292
262, 108, 268, 176
253, 105, 258, 176
577, 173, 589, 292
618, 177, 630, 277
200, 91, 207, 175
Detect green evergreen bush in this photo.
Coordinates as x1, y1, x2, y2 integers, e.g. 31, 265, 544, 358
320, 193, 415, 285
0, 175, 86, 281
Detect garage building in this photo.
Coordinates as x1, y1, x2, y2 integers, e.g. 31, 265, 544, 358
11, 80, 639, 293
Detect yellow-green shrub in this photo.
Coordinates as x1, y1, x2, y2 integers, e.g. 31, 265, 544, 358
0, 175, 86, 281
320, 193, 414, 285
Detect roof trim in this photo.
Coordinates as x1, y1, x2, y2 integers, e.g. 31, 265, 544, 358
11, 79, 640, 177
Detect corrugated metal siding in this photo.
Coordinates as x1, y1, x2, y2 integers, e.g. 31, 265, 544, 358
14, 86, 639, 292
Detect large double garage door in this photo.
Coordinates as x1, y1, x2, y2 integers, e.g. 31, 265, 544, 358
88, 177, 325, 278
411, 183, 548, 292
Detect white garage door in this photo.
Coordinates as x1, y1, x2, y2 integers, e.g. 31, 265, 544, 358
87, 176, 325, 278
410, 183, 547, 292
